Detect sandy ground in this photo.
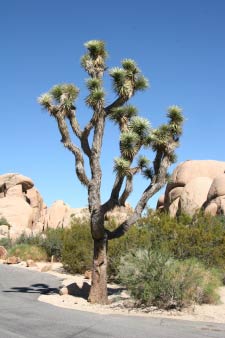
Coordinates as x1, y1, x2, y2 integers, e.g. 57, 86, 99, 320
5, 261, 225, 324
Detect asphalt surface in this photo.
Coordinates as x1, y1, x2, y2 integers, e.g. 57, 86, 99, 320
1, 265, 225, 338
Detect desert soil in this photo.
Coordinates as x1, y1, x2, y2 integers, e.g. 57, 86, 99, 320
7, 261, 225, 323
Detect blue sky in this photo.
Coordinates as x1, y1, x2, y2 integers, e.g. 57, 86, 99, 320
1, 0, 225, 209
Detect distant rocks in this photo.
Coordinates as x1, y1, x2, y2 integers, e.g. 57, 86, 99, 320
0, 173, 132, 239
157, 160, 225, 217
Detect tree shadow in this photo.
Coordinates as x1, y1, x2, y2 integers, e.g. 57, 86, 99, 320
65, 282, 125, 300
3, 283, 58, 295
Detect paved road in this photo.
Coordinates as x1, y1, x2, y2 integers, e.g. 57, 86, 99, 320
1, 265, 225, 338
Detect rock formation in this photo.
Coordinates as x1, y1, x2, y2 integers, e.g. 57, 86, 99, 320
0, 173, 132, 239
157, 160, 225, 217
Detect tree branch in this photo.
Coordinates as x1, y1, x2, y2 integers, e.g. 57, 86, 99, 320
105, 97, 127, 116
107, 151, 173, 239
54, 110, 89, 186
67, 108, 82, 139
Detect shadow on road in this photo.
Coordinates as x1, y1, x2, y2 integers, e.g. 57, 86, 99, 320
65, 281, 125, 300
3, 283, 58, 295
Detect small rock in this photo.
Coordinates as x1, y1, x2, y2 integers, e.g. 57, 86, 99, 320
6, 256, 21, 264
41, 263, 52, 272
26, 259, 37, 267
0, 246, 8, 259
59, 287, 68, 296
84, 270, 92, 279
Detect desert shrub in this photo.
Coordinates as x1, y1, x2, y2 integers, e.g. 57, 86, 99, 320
139, 211, 225, 269
118, 248, 221, 309
0, 237, 12, 249
107, 224, 150, 279
42, 228, 64, 260
62, 220, 93, 273
14, 232, 43, 246
8, 244, 48, 261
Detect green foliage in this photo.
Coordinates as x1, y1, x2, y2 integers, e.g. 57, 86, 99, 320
137, 155, 150, 169
113, 157, 131, 177
62, 220, 93, 274
139, 212, 225, 269
118, 248, 221, 308
50, 84, 79, 103
0, 217, 11, 227
109, 105, 138, 125
120, 131, 139, 159
129, 116, 151, 139
8, 244, 48, 261
14, 232, 42, 246
84, 40, 107, 59
86, 89, 105, 108
0, 237, 11, 249
37, 93, 52, 109
14, 229, 64, 260
42, 228, 64, 260
107, 224, 150, 278
167, 105, 183, 124
121, 59, 140, 73
86, 78, 101, 91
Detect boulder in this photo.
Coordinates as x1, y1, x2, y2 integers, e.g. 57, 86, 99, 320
180, 177, 213, 216
168, 198, 180, 217
170, 160, 225, 187
6, 256, 21, 264
105, 204, 133, 224
0, 246, 7, 259
26, 187, 47, 226
207, 174, 225, 201
204, 202, 218, 216
157, 160, 225, 217
168, 187, 183, 204
45, 200, 90, 229
156, 195, 165, 209
0, 196, 33, 239
0, 173, 33, 193
6, 185, 24, 198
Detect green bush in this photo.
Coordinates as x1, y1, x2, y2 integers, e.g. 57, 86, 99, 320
0, 237, 12, 249
139, 211, 225, 269
62, 220, 93, 273
14, 232, 42, 246
42, 228, 64, 260
107, 225, 150, 279
8, 244, 48, 261
118, 248, 221, 309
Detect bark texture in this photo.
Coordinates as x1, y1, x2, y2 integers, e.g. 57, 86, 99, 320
88, 236, 108, 304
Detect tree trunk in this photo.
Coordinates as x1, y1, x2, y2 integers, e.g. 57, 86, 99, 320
88, 236, 108, 304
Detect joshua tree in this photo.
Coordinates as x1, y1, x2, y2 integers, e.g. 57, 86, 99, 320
38, 40, 184, 304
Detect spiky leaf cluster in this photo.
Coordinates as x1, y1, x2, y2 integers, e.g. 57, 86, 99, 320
38, 84, 79, 113
142, 167, 154, 180
86, 89, 105, 108
109, 105, 138, 130
38, 93, 52, 109
137, 155, 150, 169
50, 84, 79, 103
81, 40, 107, 77
113, 157, 131, 177
120, 131, 139, 159
129, 117, 151, 140
167, 105, 184, 138
150, 125, 171, 152
86, 78, 101, 91
109, 59, 148, 99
